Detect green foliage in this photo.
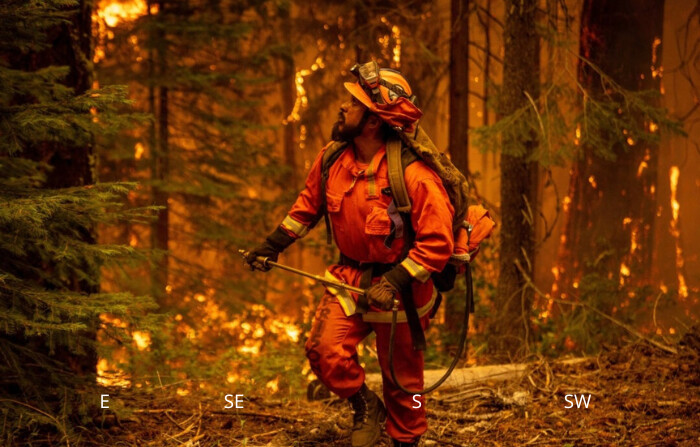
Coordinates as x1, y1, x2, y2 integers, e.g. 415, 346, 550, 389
122, 304, 307, 398
0, 0, 77, 53
472, 52, 684, 167
0, 66, 139, 155
0, 0, 158, 443
532, 274, 664, 355
96, 0, 296, 313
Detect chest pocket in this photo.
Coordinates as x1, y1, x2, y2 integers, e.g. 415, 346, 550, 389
365, 206, 392, 235
326, 189, 343, 213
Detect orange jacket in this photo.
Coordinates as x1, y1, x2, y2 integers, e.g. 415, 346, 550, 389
280, 142, 455, 314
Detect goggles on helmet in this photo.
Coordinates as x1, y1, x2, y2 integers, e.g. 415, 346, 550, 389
350, 61, 417, 105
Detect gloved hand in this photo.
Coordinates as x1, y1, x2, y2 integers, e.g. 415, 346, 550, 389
245, 226, 296, 272
365, 277, 397, 311
366, 265, 413, 311
432, 263, 457, 292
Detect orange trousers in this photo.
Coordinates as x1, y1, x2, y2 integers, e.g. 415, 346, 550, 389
304, 291, 429, 442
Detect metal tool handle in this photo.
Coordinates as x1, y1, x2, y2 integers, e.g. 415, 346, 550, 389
238, 249, 366, 295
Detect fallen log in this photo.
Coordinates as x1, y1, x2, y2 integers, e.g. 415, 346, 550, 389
365, 363, 529, 391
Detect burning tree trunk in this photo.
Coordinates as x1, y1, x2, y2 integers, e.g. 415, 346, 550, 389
445, 0, 471, 346
554, 0, 664, 297
488, 0, 540, 357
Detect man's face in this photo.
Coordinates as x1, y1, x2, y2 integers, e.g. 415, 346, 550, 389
331, 95, 368, 142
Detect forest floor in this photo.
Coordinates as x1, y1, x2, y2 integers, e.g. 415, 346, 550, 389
93, 337, 700, 447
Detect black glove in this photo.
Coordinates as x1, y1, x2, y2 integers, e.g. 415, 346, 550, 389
431, 263, 457, 292
245, 226, 296, 272
383, 264, 413, 292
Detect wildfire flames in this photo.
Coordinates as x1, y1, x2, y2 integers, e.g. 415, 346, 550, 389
93, 0, 148, 63
380, 17, 401, 68
98, 0, 147, 28
97, 296, 305, 392
286, 57, 325, 124
669, 166, 688, 299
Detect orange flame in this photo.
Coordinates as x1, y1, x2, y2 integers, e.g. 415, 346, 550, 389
132, 331, 151, 350
134, 142, 145, 160
669, 166, 688, 298
98, 0, 147, 28
286, 57, 325, 124
651, 37, 662, 79
391, 25, 401, 68
93, 1, 148, 62
562, 196, 571, 212
97, 358, 131, 387
588, 175, 597, 189
380, 17, 402, 68
265, 377, 280, 394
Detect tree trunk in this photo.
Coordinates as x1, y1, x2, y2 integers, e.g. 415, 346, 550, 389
151, 0, 170, 308
449, 0, 470, 176
279, 21, 298, 189
277, 6, 303, 273
446, 0, 470, 346
555, 0, 664, 297
476, 0, 492, 169
489, 0, 540, 358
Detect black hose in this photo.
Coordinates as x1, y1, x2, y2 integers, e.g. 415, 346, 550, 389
388, 263, 473, 395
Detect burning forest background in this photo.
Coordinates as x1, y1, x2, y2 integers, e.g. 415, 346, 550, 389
1, 0, 699, 445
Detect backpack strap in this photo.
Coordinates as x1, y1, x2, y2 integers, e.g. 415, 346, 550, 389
386, 137, 412, 213
318, 142, 348, 244
320, 138, 418, 246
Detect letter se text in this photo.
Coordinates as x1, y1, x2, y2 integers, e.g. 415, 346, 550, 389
224, 394, 245, 409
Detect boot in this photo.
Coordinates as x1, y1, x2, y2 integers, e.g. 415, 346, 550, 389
347, 383, 386, 447
392, 437, 421, 447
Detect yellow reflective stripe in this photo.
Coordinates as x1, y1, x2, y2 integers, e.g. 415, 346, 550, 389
281, 215, 309, 238
366, 157, 377, 197
400, 258, 431, 283
362, 288, 438, 323
324, 270, 356, 316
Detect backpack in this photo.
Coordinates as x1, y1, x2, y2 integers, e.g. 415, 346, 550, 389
317, 126, 472, 293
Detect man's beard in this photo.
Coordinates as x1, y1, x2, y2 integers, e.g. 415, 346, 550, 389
331, 111, 369, 142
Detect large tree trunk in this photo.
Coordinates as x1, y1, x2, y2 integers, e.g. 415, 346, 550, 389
489, 0, 540, 358
555, 0, 664, 297
445, 0, 471, 346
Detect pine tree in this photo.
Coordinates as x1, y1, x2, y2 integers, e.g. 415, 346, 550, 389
96, 0, 293, 312
446, 0, 471, 346
488, 0, 540, 357
0, 0, 156, 442
471, 0, 681, 355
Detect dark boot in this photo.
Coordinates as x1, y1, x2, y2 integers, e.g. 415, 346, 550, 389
392, 437, 421, 447
347, 383, 386, 447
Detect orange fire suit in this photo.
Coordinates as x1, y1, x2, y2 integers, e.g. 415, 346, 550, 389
279, 142, 454, 442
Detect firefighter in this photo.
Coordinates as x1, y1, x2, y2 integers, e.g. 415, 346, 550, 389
246, 62, 454, 447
